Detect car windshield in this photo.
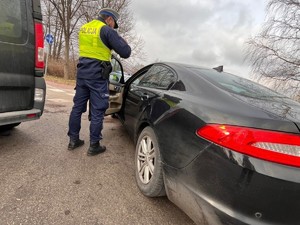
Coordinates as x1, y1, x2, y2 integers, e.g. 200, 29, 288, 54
191, 68, 288, 100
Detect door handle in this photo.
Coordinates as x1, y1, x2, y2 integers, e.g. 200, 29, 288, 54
141, 93, 149, 101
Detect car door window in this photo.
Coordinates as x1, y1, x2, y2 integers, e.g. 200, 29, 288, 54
136, 65, 176, 90
109, 57, 123, 83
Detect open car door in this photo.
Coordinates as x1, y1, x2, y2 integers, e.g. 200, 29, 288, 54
105, 55, 125, 115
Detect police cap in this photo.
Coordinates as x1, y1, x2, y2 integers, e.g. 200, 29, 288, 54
99, 8, 120, 29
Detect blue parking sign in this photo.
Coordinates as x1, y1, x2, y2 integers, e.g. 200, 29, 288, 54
45, 34, 54, 44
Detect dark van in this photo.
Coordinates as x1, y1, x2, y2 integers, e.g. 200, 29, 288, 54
0, 0, 46, 130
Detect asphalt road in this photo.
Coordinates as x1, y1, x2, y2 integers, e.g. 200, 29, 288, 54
0, 80, 195, 225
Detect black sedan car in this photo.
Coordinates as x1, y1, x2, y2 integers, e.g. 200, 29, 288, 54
106, 58, 300, 225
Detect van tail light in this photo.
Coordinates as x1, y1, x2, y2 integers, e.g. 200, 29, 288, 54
197, 124, 300, 167
34, 22, 44, 69
27, 113, 37, 119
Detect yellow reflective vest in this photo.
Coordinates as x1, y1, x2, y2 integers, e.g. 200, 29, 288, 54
79, 20, 111, 61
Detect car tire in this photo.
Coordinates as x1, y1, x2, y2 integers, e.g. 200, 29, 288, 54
135, 127, 166, 197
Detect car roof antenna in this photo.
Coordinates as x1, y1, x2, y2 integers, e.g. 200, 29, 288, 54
213, 65, 223, 72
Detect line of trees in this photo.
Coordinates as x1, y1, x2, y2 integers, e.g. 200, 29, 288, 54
42, 0, 145, 79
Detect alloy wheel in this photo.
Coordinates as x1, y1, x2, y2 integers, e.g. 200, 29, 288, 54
137, 135, 155, 184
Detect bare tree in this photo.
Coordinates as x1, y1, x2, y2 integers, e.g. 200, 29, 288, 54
42, 0, 64, 60
46, 0, 89, 79
246, 0, 300, 97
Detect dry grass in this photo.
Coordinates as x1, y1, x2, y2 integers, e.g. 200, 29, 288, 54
46, 58, 77, 80
45, 75, 76, 86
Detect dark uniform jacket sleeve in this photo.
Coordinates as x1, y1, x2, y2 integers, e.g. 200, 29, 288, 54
100, 25, 131, 59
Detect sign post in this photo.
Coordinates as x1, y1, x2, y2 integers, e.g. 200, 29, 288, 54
45, 34, 54, 76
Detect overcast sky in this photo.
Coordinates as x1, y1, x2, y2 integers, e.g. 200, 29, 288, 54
131, 0, 267, 78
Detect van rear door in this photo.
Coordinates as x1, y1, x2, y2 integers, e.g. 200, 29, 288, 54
0, 0, 35, 113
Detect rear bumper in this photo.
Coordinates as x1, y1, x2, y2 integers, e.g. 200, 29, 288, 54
0, 108, 41, 126
164, 144, 300, 225
0, 77, 46, 126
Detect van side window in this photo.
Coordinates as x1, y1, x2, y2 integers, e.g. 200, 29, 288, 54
0, 0, 27, 43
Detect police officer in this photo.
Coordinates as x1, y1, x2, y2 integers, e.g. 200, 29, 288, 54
67, 8, 131, 156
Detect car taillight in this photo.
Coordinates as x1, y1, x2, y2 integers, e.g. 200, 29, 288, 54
197, 124, 300, 167
35, 22, 44, 69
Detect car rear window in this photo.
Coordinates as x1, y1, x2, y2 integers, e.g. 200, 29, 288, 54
0, 0, 27, 44
192, 68, 287, 99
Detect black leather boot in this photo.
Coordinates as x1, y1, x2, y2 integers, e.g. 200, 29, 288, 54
68, 139, 84, 150
87, 142, 106, 156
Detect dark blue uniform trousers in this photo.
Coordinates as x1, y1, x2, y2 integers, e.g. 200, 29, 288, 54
68, 78, 109, 143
